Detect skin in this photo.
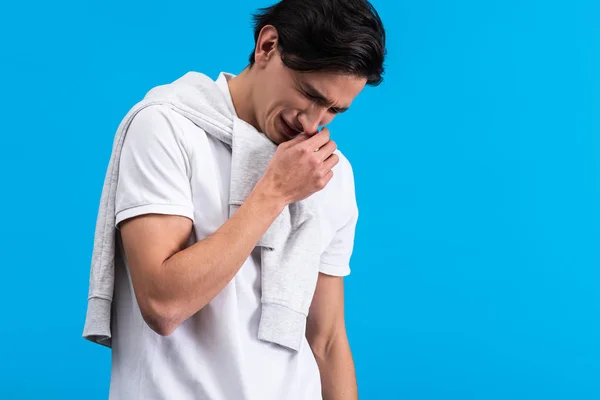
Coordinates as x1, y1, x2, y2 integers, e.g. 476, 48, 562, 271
120, 24, 365, 400
228, 25, 365, 143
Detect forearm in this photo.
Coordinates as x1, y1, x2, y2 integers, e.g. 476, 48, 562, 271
312, 334, 358, 400
147, 179, 286, 333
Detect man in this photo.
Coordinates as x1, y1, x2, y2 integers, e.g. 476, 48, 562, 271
88, 0, 386, 398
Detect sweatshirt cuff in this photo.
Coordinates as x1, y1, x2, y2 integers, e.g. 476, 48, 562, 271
257, 302, 307, 352
82, 297, 113, 348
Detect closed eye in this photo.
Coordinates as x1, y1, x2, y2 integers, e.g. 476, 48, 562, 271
305, 91, 326, 104
303, 92, 347, 114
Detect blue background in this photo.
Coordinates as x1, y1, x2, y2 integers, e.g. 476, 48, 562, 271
1, 0, 598, 398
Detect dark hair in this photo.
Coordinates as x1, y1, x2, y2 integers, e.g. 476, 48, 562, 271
249, 0, 386, 86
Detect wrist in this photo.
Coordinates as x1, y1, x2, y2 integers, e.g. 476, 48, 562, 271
252, 178, 289, 213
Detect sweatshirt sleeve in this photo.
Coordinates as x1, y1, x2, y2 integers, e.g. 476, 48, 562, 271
114, 105, 194, 228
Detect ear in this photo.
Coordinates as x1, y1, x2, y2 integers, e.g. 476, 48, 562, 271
253, 25, 279, 68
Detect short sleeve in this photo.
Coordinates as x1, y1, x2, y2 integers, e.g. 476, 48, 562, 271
319, 155, 359, 277
115, 105, 195, 229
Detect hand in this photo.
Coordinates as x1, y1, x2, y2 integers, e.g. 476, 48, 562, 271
259, 127, 339, 205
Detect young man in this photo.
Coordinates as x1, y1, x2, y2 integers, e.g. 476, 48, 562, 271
85, 0, 385, 398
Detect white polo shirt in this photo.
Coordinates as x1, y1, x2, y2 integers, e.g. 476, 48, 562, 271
109, 72, 359, 400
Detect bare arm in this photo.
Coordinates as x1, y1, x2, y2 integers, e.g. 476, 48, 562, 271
307, 273, 358, 400
119, 179, 285, 335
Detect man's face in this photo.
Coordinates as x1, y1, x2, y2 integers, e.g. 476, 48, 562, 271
252, 52, 367, 145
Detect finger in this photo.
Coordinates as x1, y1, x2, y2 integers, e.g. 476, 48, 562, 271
322, 169, 334, 187
315, 139, 337, 162
305, 127, 331, 151
285, 132, 311, 147
322, 152, 340, 171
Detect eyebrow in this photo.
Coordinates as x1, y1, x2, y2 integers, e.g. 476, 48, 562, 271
301, 82, 350, 113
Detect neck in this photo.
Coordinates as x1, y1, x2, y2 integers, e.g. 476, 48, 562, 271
227, 68, 260, 131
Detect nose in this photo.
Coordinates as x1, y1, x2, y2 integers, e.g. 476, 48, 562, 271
298, 105, 329, 135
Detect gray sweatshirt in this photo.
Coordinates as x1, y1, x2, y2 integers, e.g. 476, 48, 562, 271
83, 72, 322, 352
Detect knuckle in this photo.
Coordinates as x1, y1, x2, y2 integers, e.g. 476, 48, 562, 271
299, 146, 310, 155
309, 157, 320, 167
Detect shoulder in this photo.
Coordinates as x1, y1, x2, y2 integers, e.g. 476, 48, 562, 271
126, 104, 196, 142
317, 149, 358, 221
332, 149, 355, 193
123, 104, 213, 159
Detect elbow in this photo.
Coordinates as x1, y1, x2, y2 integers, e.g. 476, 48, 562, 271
145, 316, 176, 337
307, 331, 337, 361
307, 325, 350, 362
139, 297, 179, 337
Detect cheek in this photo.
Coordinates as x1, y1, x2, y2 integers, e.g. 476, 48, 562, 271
293, 95, 312, 110
265, 104, 284, 133
276, 87, 310, 110
271, 97, 302, 120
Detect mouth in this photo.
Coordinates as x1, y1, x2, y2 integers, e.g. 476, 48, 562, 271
279, 115, 302, 139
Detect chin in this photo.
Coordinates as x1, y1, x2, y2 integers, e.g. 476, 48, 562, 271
261, 129, 281, 145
